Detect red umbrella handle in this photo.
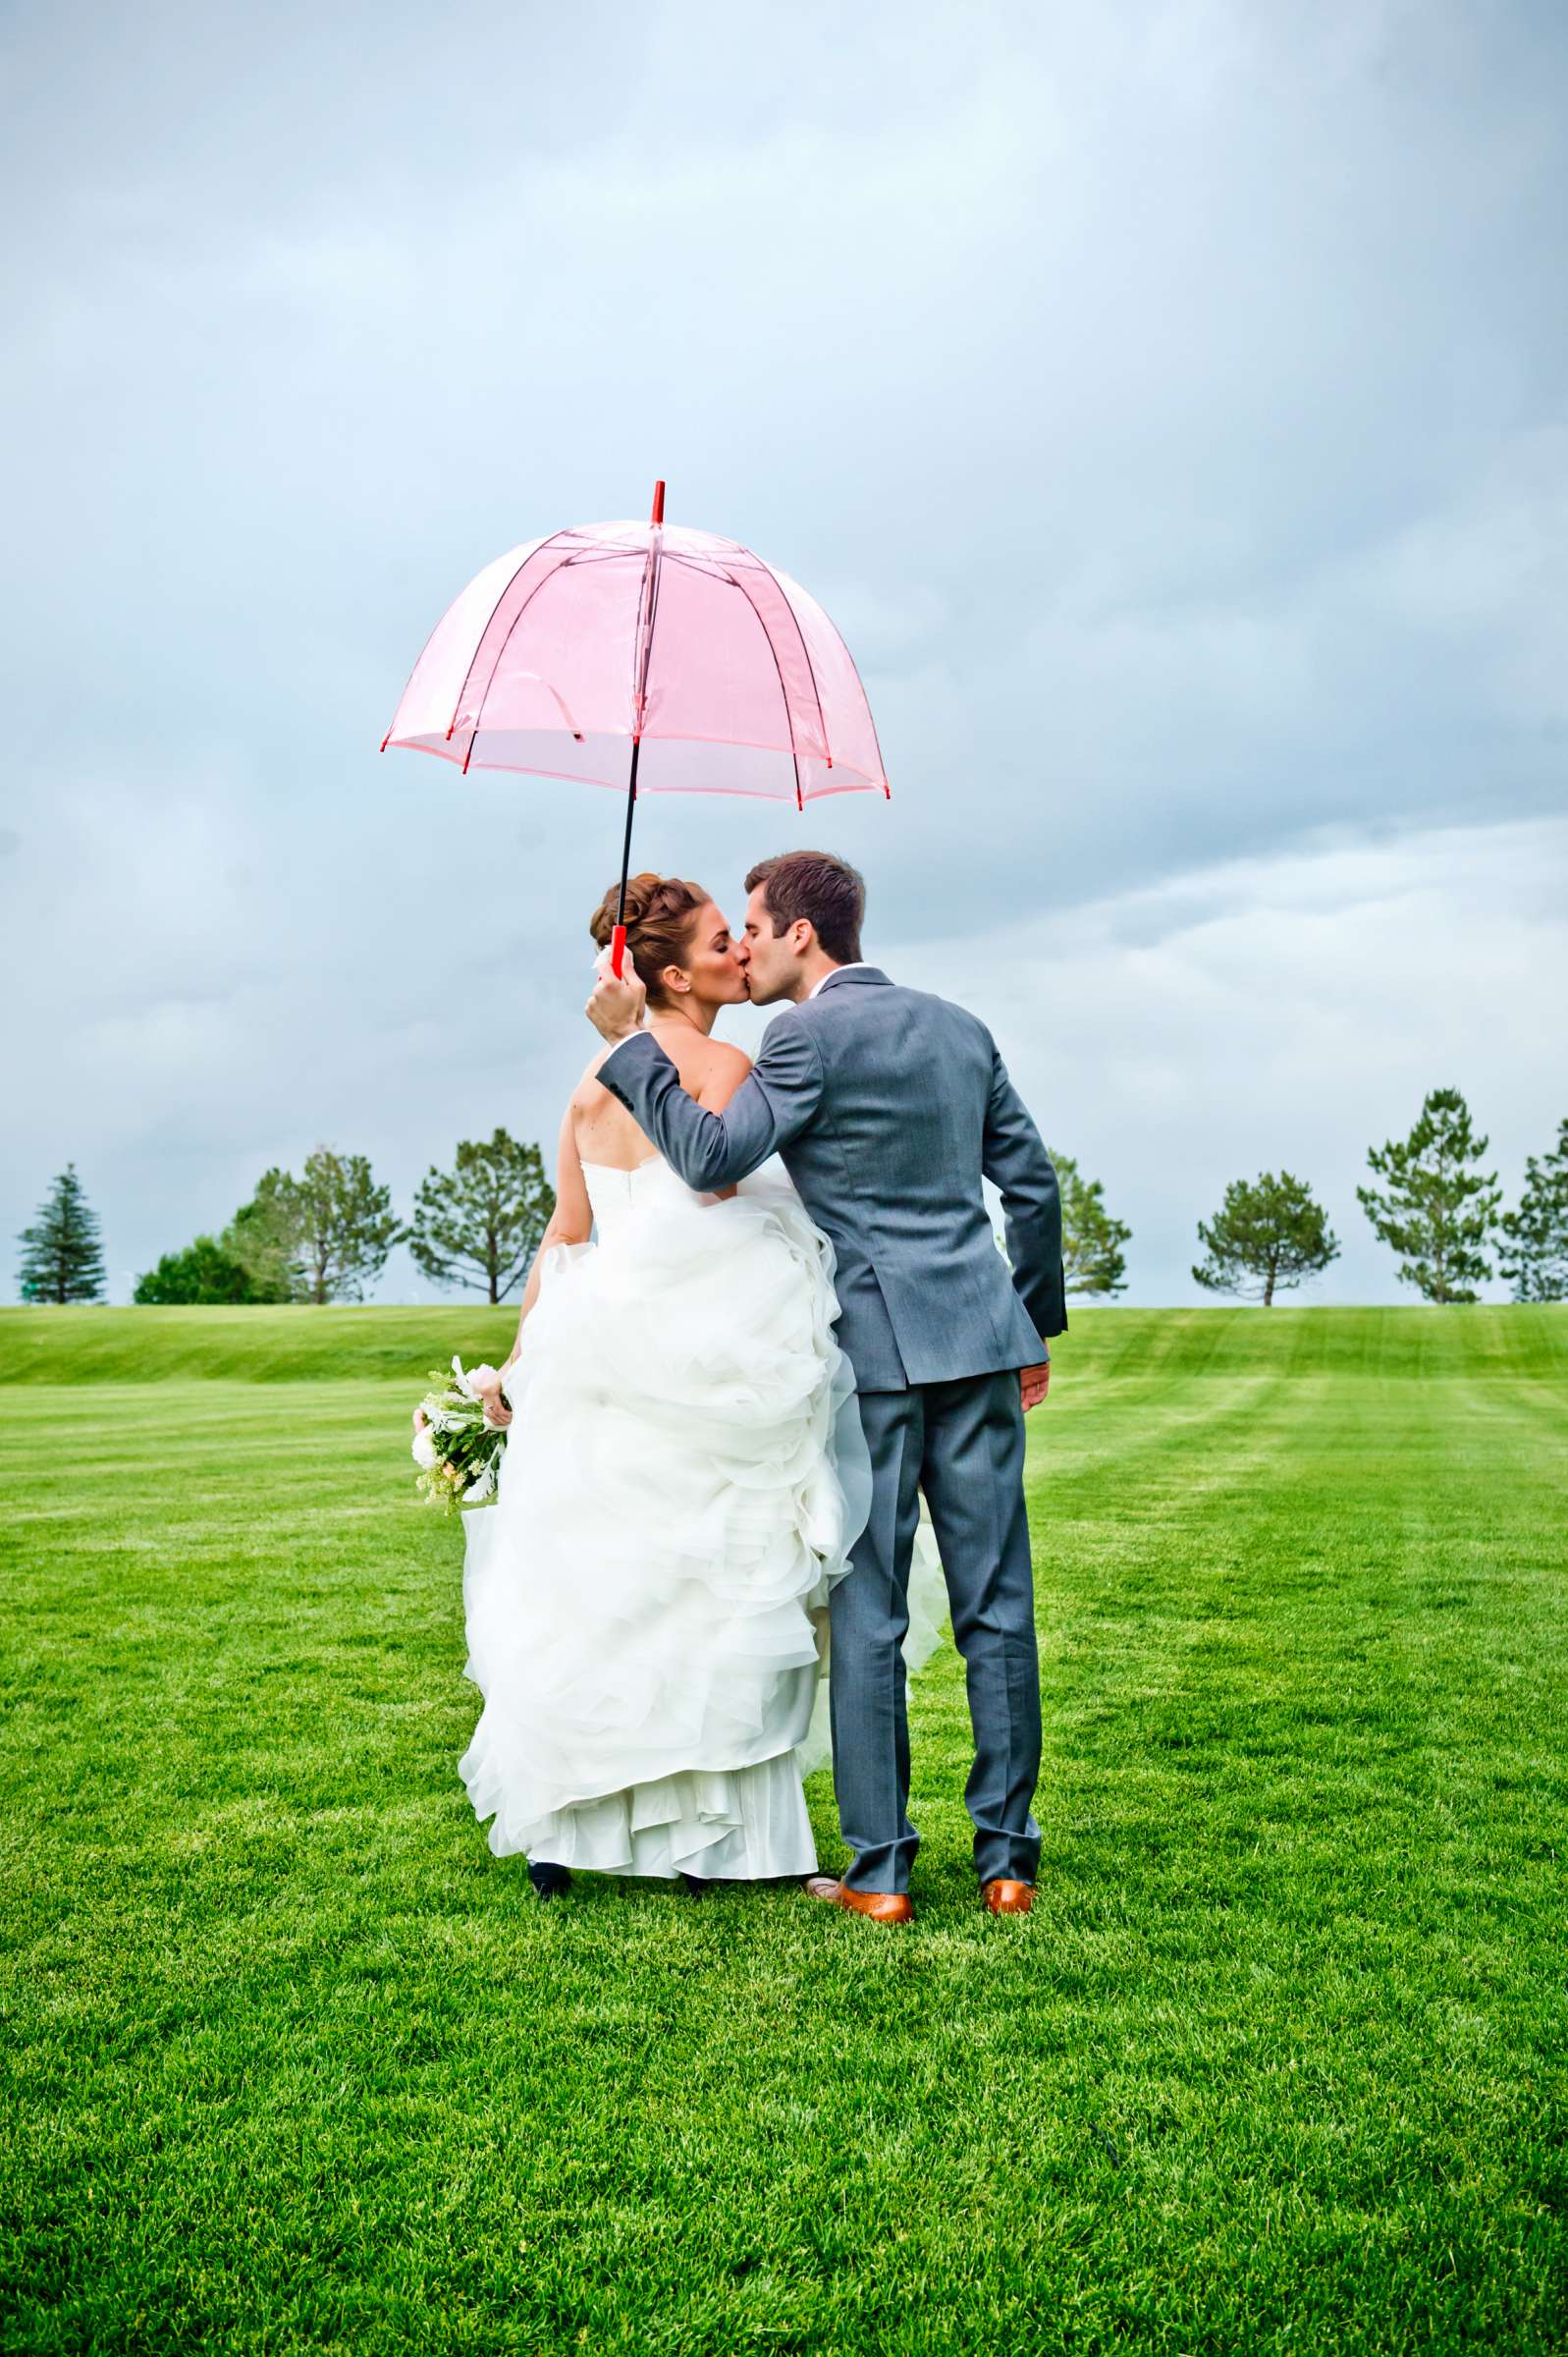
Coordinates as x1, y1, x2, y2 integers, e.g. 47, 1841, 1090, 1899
612, 923, 628, 979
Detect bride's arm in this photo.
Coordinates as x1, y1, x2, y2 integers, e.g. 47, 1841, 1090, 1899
489, 1111, 592, 1419
512, 1110, 592, 1343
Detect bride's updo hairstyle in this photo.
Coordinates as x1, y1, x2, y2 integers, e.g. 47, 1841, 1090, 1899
589, 872, 709, 1010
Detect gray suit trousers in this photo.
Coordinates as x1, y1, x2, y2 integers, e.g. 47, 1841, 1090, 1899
830, 1370, 1043, 1893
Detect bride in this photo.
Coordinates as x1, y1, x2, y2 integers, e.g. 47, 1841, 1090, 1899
460, 871, 899, 1897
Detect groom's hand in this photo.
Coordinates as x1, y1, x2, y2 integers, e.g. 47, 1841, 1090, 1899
1020, 1361, 1051, 1412
586, 964, 647, 1045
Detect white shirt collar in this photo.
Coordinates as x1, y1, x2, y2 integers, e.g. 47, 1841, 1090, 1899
807, 961, 874, 1001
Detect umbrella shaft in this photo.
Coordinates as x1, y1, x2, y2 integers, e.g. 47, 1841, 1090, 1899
614, 489, 663, 978
612, 736, 643, 975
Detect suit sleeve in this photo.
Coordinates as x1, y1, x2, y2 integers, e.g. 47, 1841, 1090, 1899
597, 1017, 825, 1191
983, 1041, 1067, 1343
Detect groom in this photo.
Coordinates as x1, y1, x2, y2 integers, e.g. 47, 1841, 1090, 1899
586, 850, 1064, 1925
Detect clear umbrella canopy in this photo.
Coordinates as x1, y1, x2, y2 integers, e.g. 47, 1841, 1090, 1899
382, 516, 890, 808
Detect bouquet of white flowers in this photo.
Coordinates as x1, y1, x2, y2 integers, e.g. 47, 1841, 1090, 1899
410, 1357, 509, 1510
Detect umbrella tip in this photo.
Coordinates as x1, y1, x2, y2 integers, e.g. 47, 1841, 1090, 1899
651, 479, 666, 525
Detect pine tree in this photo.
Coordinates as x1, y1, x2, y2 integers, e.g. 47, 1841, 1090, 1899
1498, 1116, 1568, 1303
1193, 1171, 1339, 1306
1050, 1149, 1131, 1296
407, 1129, 556, 1303
1358, 1087, 1500, 1303
18, 1165, 107, 1303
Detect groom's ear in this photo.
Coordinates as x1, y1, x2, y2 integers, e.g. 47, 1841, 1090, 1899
788, 918, 816, 958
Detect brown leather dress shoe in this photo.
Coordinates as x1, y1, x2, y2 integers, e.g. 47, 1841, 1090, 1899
802, 1875, 914, 1925
983, 1879, 1034, 1915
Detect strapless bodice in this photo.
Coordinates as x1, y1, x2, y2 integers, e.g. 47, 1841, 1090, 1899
582, 1155, 709, 1238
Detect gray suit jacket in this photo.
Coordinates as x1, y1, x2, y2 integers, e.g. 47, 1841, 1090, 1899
599, 966, 1065, 1392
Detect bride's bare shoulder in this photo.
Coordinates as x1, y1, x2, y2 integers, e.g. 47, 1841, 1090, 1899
686, 1036, 752, 1083
569, 1027, 750, 1107
565, 1043, 635, 1132
580, 1041, 621, 1082
673, 1032, 752, 1112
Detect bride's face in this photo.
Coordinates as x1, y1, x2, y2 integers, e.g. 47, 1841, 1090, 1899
667, 901, 749, 1011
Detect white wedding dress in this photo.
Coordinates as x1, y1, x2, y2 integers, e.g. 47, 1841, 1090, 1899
460, 1155, 944, 1881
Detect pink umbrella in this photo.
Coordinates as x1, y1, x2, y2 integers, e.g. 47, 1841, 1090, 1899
382, 483, 889, 973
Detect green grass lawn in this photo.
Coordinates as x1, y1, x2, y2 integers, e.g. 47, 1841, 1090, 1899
2, 1305, 1565, 2355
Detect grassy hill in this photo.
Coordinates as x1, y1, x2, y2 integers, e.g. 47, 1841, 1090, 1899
2, 1299, 1564, 1386
2, 1303, 1565, 2352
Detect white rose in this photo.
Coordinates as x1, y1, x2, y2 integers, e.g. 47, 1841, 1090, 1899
411, 1429, 438, 1469
467, 1363, 503, 1398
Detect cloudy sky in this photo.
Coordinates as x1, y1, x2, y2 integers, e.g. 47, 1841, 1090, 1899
3, 0, 1564, 1307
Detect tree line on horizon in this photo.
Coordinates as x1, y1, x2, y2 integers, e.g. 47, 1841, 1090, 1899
16, 1131, 555, 1311
15, 1090, 1568, 1310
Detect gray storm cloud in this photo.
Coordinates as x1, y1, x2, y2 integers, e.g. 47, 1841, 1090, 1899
2, 0, 1564, 1301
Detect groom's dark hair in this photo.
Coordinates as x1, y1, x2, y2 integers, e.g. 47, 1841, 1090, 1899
745, 850, 865, 964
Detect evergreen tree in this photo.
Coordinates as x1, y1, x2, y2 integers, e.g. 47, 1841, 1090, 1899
1358, 1088, 1500, 1303
1498, 1116, 1568, 1303
291, 1147, 403, 1304
1193, 1171, 1340, 1306
407, 1128, 556, 1303
134, 1236, 263, 1305
1050, 1149, 1131, 1296
18, 1165, 106, 1303
222, 1169, 308, 1303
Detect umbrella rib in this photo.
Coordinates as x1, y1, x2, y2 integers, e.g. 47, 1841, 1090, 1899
447, 528, 573, 746
803, 579, 892, 799
631, 527, 666, 736
729, 572, 804, 812
380, 596, 452, 752
764, 571, 833, 776
654, 559, 833, 773
460, 566, 578, 774
838, 614, 892, 799
659, 551, 748, 585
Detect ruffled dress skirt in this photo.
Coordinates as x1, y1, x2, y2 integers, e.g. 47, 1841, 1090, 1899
459, 1163, 878, 1880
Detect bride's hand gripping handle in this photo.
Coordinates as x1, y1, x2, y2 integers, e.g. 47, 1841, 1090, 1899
586, 943, 647, 1046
